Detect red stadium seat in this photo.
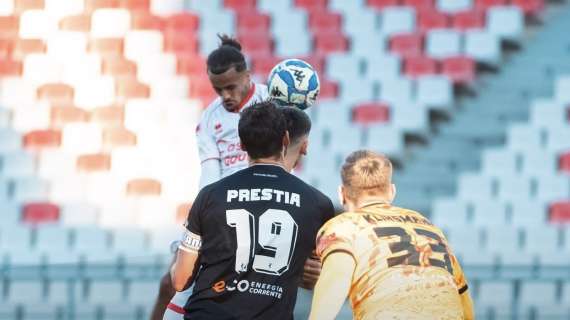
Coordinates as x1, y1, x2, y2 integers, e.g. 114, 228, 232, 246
23, 202, 59, 225
309, 12, 342, 33
238, 33, 273, 57
50, 105, 89, 127
88, 38, 124, 57
165, 13, 200, 31
0, 60, 22, 76
559, 151, 570, 173
296, 55, 325, 75
119, 0, 150, 10
403, 0, 434, 11
91, 105, 125, 128
126, 178, 161, 196
237, 12, 271, 34
12, 39, 46, 60
59, 14, 91, 32
23, 129, 62, 149
390, 33, 423, 58
511, 0, 544, 16
224, 0, 256, 11
102, 57, 137, 77
131, 12, 165, 30
15, 0, 44, 12
550, 201, 570, 224
452, 10, 485, 31
164, 31, 199, 55
102, 127, 137, 148
319, 79, 338, 99
367, 0, 400, 10
177, 54, 207, 76
404, 56, 438, 78
0, 39, 12, 59
442, 56, 476, 84
77, 153, 111, 172
418, 10, 449, 33
116, 78, 150, 99
85, 0, 119, 11
475, 0, 507, 10
37, 83, 74, 104
295, 0, 328, 11
353, 102, 390, 125
0, 16, 19, 37
314, 33, 349, 54
252, 55, 281, 78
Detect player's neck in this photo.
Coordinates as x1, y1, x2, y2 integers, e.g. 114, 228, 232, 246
249, 157, 286, 170
348, 197, 392, 211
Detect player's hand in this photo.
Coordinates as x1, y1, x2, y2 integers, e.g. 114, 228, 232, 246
300, 254, 321, 290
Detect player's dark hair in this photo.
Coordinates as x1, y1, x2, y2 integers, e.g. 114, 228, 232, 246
280, 107, 311, 145
207, 34, 247, 75
239, 101, 287, 160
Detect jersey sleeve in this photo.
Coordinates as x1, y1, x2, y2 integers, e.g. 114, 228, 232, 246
315, 216, 357, 263
185, 184, 210, 236
450, 254, 469, 294
196, 111, 219, 163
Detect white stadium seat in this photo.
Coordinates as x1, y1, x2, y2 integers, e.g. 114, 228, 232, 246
0, 129, 22, 153
379, 7, 416, 36
91, 9, 131, 38
45, 0, 84, 18
531, 99, 567, 127
61, 124, 102, 154
0, 0, 13, 15
8, 280, 45, 303
506, 124, 543, 152
379, 78, 413, 105
487, 6, 524, 40
73, 76, 115, 109
1, 151, 36, 179
351, 33, 387, 58
111, 228, 148, 256
124, 31, 164, 63
481, 149, 519, 175
546, 127, 570, 152
62, 54, 102, 85
366, 55, 401, 83
12, 177, 49, 202
472, 201, 508, 226
60, 203, 99, 226
72, 227, 109, 254
465, 30, 501, 64
0, 78, 37, 106
326, 54, 362, 81
431, 198, 469, 227
150, 0, 185, 16
522, 151, 556, 176
46, 32, 88, 63
365, 126, 404, 156
87, 281, 125, 304
136, 54, 178, 85
259, 0, 291, 15
536, 175, 570, 202
149, 76, 190, 99
19, 10, 58, 39
457, 173, 494, 201
426, 29, 462, 59
519, 281, 559, 307
23, 54, 62, 86
523, 226, 560, 253
496, 175, 532, 202
416, 75, 453, 109
436, 0, 473, 14
11, 103, 51, 132
477, 282, 514, 308
0, 202, 20, 228
554, 76, 570, 104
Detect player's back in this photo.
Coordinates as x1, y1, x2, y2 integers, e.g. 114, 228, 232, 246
185, 164, 334, 319
317, 203, 467, 320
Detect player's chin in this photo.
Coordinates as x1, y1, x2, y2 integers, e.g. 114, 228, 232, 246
223, 102, 238, 111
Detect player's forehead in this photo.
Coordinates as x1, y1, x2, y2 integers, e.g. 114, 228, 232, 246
208, 67, 245, 88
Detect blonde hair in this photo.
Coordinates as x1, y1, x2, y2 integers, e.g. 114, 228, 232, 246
341, 150, 393, 200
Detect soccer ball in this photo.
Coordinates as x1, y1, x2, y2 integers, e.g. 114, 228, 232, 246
267, 59, 320, 110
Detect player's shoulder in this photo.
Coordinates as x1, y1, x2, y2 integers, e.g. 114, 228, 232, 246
319, 211, 361, 233
199, 97, 224, 121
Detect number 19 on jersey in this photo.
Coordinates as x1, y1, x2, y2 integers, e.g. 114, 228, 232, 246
226, 209, 298, 275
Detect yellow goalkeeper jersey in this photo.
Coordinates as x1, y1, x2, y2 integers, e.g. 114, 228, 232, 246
315, 203, 469, 320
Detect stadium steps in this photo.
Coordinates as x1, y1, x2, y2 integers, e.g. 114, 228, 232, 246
394, 1, 570, 215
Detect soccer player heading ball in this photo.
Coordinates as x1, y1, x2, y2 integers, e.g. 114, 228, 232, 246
310, 151, 475, 320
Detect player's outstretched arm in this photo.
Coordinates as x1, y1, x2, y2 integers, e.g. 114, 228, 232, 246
308, 252, 355, 320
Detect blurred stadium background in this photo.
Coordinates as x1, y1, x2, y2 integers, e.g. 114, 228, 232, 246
0, 0, 569, 319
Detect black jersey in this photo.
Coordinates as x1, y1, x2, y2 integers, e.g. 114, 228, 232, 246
184, 164, 335, 320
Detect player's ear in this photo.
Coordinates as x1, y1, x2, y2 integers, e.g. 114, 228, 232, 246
300, 138, 308, 156
338, 185, 347, 207
390, 184, 396, 202
283, 131, 290, 149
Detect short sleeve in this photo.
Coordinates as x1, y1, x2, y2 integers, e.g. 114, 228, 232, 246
315, 216, 357, 263
196, 115, 219, 163
450, 254, 469, 294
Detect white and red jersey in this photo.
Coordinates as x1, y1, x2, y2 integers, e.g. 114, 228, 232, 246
196, 83, 269, 178
165, 83, 269, 320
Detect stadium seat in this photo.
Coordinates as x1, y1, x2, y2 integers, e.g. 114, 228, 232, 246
531, 99, 567, 127
416, 75, 453, 108
102, 127, 137, 149
23, 54, 62, 86
0, 77, 37, 106
149, 226, 182, 254
46, 32, 88, 62
326, 54, 362, 81
0, 59, 22, 76
523, 151, 556, 176
237, 32, 273, 57
380, 7, 416, 35
0, 16, 19, 38
441, 56, 476, 84
426, 29, 461, 59
45, 0, 84, 17
0, 226, 32, 252
352, 102, 390, 125
87, 281, 125, 303
404, 56, 438, 78
523, 226, 559, 253
124, 30, 164, 62
366, 54, 402, 82
88, 37, 124, 57
38, 151, 77, 180
164, 30, 199, 56
115, 78, 151, 99
473, 201, 509, 226
458, 173, 494, 201
390, 33, 423, 58
309, 11, 342, 33
19, 10, 58, 39
150, 0, 184, 15
0, 0, 14, 15
379, 78, 413, 105
22, 129, 61, 150
137, 198, 177, 229
74, 77, 116, 109
0, 180, 12, 201
519, 281, 559, 311
224, 0, 255, 11
365, 125, 404, 156
119, 0, 150, 10
85, 0, 120, 11
497, 175, 532, 202
550, 201, 570, 223
164, 13, 200, 32
131, 11, 164, 30
475, 0, 507, 10
536, 175, 569, 202
367, 0, 399, 10
295, 0, 327, 11
111, 228, 147, 256
437, 0, 473, 13
0, 129, 22, 153
338, 78, 376, 103
77, 153, 111, 172
90, 105, 124, 128
22, 202, 59, 225
476, 281, 514, 310
59, 14, 91, 32
13, 38, 46, 60
137, 53, 178, 82
1, 151, 36, 178
486, 6, 524, 40
149, 76, 189, 99
555, 76, 570, 104
237, 12, 271, 34
61, 123, 103, 154
177, 53, 206, 76
314, 32, 349, 54
60, 203, 99, 226
506, 124, 542, 152
0, 201, 22, 227
418, 9, 449, 32
7, 280, 45, 304
61, 54, 102, 84
102, 57, 137, 77
91, 9, 131, 38
481, 149, 519, 175
464, 30, 500, 64
13, 177, 49, 202
37, 83, 74, 104
126, 178, 161, 196
511, 0, 544, 16
72, 227, 109, 254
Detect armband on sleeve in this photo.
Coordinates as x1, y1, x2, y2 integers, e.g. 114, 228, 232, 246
179, 230, 202, 253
